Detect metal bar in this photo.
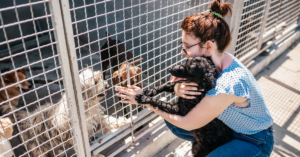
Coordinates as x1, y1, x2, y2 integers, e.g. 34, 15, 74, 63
0, 14, 52, 29
267, 0, 293, 17
0, 0, 50, 12
90, 108, 153, 151
227, 0, 245, 55
241, 23, 299, 65
0, 41, 58, 62
127, 63, 135, 144
92, 110, 159, 155
240, 10, 265, 23
271, 0, 283, 45
241, 4, 265, 16
265, 1, 300, 28
71, 0, 191, 26
73, 4, 203, 50
0, 29, 53, 47
237, 20, 264, 36
257, 0, 272, 50
263, 14, 299, 43
107, 118, 165, 157
48, 1, 90, 157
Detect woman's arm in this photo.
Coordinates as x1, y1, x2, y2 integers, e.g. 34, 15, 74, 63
148, 93, 236, 131
116, 85, 236, 131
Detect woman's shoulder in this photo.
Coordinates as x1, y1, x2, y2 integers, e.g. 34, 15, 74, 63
207, 63, 251, 97
211, 55, 252, 92
218, 57, 247, 82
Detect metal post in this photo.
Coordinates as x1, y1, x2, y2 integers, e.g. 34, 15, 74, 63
127, 64, 135, 145
257, 0, 272, 50
223, 0, 235, 26
271, 0, 283, 45
227, 0, 245, 55
48, 1, 91, 157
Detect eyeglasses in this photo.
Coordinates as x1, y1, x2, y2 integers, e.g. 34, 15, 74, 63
180, 40, 214, 54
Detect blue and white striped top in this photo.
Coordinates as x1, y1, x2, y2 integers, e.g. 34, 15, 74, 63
206, 55, 273, 135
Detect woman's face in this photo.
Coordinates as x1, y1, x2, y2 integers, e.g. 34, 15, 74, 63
181, 31, 208, 58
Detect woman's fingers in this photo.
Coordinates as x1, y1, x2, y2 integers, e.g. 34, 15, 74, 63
115, 93, 140, 105
182, 82, 198, 86
128, 85, 139, 89
181, 94, 196, 99
116, 93, 131, 99
186, 91, 202, 95
180, 83, 204, 92
115, 86, 133, 95
120, 100, 132, 104
184, 86, 198, 91
180, 90, 201, 96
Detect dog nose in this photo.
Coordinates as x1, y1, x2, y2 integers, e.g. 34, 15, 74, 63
105, 84, 109, 90
28, 84, 33, 89
169, 66, 178, 75
169, 68, 174, 74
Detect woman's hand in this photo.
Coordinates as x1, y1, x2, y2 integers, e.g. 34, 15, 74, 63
115, 85, 143, 105
174, 82, 203, 99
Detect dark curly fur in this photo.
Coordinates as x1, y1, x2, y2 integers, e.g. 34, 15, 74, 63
135, 57, 233, 157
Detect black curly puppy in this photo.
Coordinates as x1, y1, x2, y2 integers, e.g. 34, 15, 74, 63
134, 56, 233, 157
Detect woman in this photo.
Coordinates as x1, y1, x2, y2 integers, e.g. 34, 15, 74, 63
116, 0, 274, 156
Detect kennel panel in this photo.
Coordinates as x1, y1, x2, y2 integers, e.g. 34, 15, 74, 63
0, 0, 88, 156
263, 0, 300, 43
274, 0, 300, 29
62, 0, 212, 155
232, 0, 300, 64
232, 0, 267, 59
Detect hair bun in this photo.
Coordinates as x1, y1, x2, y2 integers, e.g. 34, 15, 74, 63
209, 0, 233, 17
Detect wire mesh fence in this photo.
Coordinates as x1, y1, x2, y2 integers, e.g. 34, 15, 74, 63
0, 0, 299, 156
233, 0, 266, 59
232, 0, 300, 64
263, 0, 300, 43
0, 0, 83, 156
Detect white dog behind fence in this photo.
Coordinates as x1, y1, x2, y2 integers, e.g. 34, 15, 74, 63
4, 68, 126, 157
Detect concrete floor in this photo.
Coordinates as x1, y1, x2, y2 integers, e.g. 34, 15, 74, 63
154, 39, 300, 157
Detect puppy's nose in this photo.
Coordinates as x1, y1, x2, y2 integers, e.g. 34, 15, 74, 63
169, 68, 174, 74
169, 66, 179, 75
105, 84, 110, 90
28, 84, 32, 89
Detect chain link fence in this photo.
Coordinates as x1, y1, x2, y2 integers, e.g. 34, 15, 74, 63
0, 0, 299, 156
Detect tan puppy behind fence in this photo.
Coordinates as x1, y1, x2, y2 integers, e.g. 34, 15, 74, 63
0, 69, 31, 157
0, 68, 32, 121
112, 58, 143, 118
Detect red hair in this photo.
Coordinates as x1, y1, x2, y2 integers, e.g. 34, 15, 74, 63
181, 0, 233, 53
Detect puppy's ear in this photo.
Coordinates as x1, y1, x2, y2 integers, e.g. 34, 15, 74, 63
112, 71, 120, 86
134, 67, 141, 75
106, 32, 111, 41
169, 65, 187, 78
2, 72, 16, 83
17, 68, 26, 75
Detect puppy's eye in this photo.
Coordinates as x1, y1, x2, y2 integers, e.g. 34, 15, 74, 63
94, 80, 98, 85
